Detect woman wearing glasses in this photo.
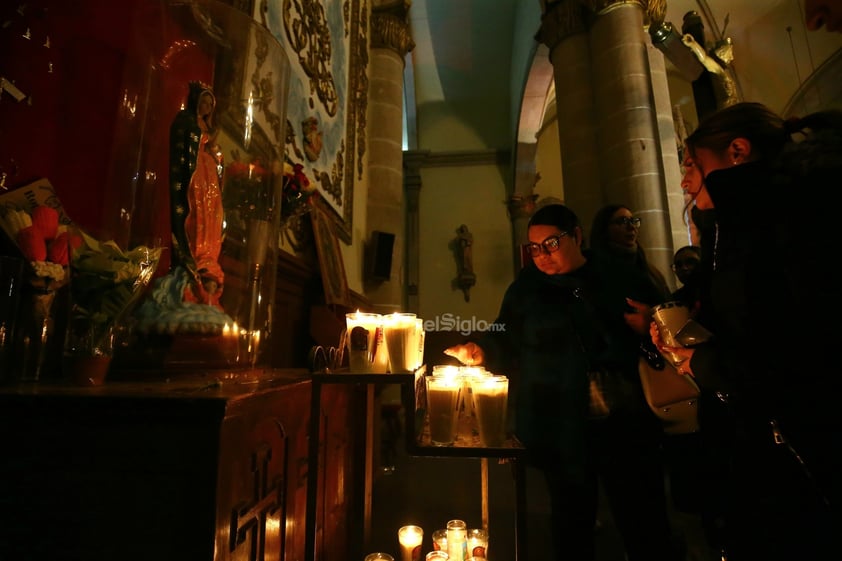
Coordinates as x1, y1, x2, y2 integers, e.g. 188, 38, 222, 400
589, 204, 671, 312
446, 204, 679, 561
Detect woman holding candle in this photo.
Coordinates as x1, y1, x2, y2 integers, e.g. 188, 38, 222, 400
446, 204, 679, 561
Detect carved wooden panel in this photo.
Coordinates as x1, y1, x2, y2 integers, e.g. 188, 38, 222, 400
0, 378, 329, 561
216, 381, 312, 561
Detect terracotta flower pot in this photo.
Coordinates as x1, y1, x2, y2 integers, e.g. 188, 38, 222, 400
64, 355, 112, 387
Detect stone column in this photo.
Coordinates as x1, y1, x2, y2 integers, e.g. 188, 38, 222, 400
537, 0, 675, 277
588, 0, 673, 275
365, 0, 415, 311
649, 41, 692, 261
536, 1, 601, 229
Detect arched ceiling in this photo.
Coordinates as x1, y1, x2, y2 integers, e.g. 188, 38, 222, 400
406, 0, 841, 152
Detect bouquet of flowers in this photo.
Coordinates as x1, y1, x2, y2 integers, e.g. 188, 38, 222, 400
0, 203, 74, 380
65, 229, 163, 360
223, 158, 274, 223
280, 160, 316, 227
0, 180, 162, 382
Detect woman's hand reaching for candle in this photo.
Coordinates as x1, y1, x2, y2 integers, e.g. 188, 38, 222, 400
443, 342, 485, 366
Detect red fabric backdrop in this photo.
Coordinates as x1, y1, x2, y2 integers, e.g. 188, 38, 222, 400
1, 0, 214, 269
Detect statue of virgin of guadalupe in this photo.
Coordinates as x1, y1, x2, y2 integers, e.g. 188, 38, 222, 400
169, 81, 225, 308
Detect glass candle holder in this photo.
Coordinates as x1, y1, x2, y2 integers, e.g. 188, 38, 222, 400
431, 528, 448, 551
446, 519, 467, 561
345, 311, 389, 373
470, 375, 509, 447
383, 312, 418, 372
466, 528, 488, 560
425, 375, 462, 446
398, 525, 423, 561
365, 554, 395, 561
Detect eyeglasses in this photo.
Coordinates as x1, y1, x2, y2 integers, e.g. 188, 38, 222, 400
610, 216, 642, 227
525, 232, 569, 258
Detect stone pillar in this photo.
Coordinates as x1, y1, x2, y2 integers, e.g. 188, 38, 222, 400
589, 0, 673, 275
365, 0, 415, 311
649, 41, 691, 264
537, 0, 674, 277
537, 1, 601, 230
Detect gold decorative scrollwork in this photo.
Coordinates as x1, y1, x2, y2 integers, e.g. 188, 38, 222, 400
353, 1, 369, 182
249, 29, 284, 145
283, 0, 339, 117
370, 7, 415, 55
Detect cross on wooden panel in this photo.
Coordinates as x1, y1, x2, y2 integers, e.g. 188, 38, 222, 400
230, 443, 285, 559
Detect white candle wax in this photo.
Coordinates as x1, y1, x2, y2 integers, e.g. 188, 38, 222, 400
384, 312, 417, 372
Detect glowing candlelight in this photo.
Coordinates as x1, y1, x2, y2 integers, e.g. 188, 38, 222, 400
397, 525, 423, 561
431, 364, 461, 379
467, 528, 488, 559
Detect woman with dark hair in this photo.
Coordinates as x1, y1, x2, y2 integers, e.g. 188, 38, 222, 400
446, 204, 679, 561
588, 204, 671, 339
589, 204, 670, 298
651, 101, 842, 560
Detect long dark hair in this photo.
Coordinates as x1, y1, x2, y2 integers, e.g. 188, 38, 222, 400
685, 101, 786, 163
685, 101, 842, 164
589, 204, 669, 297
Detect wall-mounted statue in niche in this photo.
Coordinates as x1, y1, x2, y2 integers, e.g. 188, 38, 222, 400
451, 224, 476, 302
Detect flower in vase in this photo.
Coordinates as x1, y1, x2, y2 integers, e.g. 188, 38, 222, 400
281, 160, 316, 226
0, 204, 80, 380
1, 205, 77, 284
65, 229, 163, 358
223, 158, 275, 223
